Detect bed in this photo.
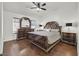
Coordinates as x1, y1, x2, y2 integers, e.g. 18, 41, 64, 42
27, 21, 62, 52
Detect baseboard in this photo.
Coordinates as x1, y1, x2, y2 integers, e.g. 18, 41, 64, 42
4, 38, 17, 42
4, 37, 26, 43
3, 36, 26, 42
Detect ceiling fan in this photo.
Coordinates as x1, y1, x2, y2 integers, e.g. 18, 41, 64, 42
30, 2, 47, 11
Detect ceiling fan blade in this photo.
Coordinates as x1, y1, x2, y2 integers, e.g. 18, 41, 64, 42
30, 7, 37, 9
41, 8, 46, 10
42, 3, 46, 6
38, 2, 40, 8
32, 2, 37, 6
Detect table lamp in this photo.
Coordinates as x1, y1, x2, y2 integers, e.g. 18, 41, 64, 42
66, 23, 72, 31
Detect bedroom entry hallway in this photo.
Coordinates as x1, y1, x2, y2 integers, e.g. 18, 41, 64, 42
3, 39, 77, 56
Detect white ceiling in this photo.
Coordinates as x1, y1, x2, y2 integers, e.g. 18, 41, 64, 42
3, 2, 78, 19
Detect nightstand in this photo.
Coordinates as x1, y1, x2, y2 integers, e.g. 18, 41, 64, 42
61, 27, 77, 45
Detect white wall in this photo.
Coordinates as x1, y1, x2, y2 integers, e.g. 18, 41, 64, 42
40, 3, 77, 27
3, 10, 39, 41
0, 2, 3, 54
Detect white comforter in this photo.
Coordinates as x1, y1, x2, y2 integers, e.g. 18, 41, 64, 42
28, 31, 61, 44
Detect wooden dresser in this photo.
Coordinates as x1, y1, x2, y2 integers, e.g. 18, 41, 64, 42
17, 17, 34, 40
17, 28, 34, 39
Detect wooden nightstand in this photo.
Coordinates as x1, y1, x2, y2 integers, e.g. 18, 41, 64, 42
62, 32, 76, 45
61, 27, 77, 45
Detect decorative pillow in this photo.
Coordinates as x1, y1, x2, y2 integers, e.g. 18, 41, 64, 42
50, 29, 59, 32
34, 28, 59, 32
34, 27, 44, 31
43, 29, 51, 32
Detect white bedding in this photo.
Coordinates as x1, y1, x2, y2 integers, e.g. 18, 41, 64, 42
34, 28, 59, 32
28, 31, 61, 44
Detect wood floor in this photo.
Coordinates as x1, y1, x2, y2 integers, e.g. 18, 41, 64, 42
3, 39, 77, 56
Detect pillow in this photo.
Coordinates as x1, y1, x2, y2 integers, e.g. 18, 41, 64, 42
43, 29, 50, 32
34, 27, 44, 31
50, 29, 59, 32
35, 28, 59, 32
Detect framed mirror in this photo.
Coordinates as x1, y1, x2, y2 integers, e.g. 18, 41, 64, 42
20, 17, 31, 28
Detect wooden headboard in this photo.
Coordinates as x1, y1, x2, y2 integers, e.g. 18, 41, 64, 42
44, 21, 59, 29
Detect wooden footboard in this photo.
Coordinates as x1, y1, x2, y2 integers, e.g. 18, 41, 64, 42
27, 33, 61, 52
29, 39, 60, 52
28, 33, 48, 49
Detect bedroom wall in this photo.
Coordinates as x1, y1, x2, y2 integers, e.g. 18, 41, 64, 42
0, 2, 3, 54
3, 10, 40, 41
40, 3, 77, 27
41, 11, 77, 27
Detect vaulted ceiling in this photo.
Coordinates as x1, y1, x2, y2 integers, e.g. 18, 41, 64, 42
3, 2, 78, 20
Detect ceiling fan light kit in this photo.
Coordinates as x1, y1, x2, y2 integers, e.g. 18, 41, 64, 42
30, 2, 47, 11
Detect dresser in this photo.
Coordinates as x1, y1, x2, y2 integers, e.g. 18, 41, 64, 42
17, 27, 34, 39
17, 17, 34, 40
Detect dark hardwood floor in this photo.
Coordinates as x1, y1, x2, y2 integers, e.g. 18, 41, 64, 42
3, 39, 77, 56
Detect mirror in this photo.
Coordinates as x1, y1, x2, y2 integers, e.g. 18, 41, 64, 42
20, 17, 31, 28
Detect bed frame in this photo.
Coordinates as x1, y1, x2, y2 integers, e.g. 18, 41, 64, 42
27, 21, 62, 52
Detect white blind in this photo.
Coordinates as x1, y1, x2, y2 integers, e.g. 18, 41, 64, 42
13, 19, 20, 33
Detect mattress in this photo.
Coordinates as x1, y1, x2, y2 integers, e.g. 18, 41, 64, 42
28, 31, 61, 44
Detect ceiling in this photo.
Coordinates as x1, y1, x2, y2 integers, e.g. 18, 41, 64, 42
3, 2, 78, 19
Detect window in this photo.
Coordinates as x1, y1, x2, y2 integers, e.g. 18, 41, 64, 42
13, 19, 20, 33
